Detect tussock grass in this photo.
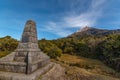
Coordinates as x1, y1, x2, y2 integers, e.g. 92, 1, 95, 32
52, 54, 120, 80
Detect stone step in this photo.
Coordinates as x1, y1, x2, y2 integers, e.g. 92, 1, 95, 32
14, 52, 27, 57
14, 56, 26, 62
0, 62, 54, 80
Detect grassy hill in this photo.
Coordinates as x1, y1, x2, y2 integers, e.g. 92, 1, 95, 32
52, 54, 120, 80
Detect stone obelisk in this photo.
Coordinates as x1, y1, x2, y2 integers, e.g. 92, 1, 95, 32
0, 20, 50, 74
14, 20, 50, 74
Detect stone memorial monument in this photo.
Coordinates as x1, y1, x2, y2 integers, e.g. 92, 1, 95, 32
0, 20, 54, 80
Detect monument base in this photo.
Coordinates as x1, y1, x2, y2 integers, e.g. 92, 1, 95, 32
0, 50, 50, 74
0, 62, 54, 80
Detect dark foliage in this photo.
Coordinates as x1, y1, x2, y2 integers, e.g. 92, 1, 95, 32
0, 33, 120, 72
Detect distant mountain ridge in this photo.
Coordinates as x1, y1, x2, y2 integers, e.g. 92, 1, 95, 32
68, 26, 120, 38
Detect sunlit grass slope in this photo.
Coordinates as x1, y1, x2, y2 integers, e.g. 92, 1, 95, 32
52, 54, 120, 80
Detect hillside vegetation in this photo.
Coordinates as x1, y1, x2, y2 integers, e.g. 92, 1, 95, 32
39, 34, 120, 72
0, 28, 120, 79
0, 34, 120, 72
0, 36, 18, 58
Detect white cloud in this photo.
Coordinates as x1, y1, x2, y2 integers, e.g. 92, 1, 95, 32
64, 0, 106, 29
44, 0, 106, 37
64, 12, 97, 28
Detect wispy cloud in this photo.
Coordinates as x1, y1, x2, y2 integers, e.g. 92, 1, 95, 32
43, 0, 107, 37
43, 22, 72, 37
64, 0, 106, 28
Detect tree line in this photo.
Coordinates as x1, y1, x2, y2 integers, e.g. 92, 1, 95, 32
0, 34, 120, 72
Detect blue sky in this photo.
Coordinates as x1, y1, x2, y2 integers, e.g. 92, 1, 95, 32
0, 0, 120, 40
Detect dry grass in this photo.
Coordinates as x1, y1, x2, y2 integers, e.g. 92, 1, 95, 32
0, 51, 10, 58
51, 54, 120, 80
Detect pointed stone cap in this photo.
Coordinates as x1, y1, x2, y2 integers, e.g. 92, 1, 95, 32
21, 20, 38, 43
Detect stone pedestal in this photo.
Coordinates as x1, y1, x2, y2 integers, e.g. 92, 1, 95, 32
0, 20, 50, 75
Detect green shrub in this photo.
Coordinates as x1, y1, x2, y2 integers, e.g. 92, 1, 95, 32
47, 47, 62, 59
39, 39, 62, 58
